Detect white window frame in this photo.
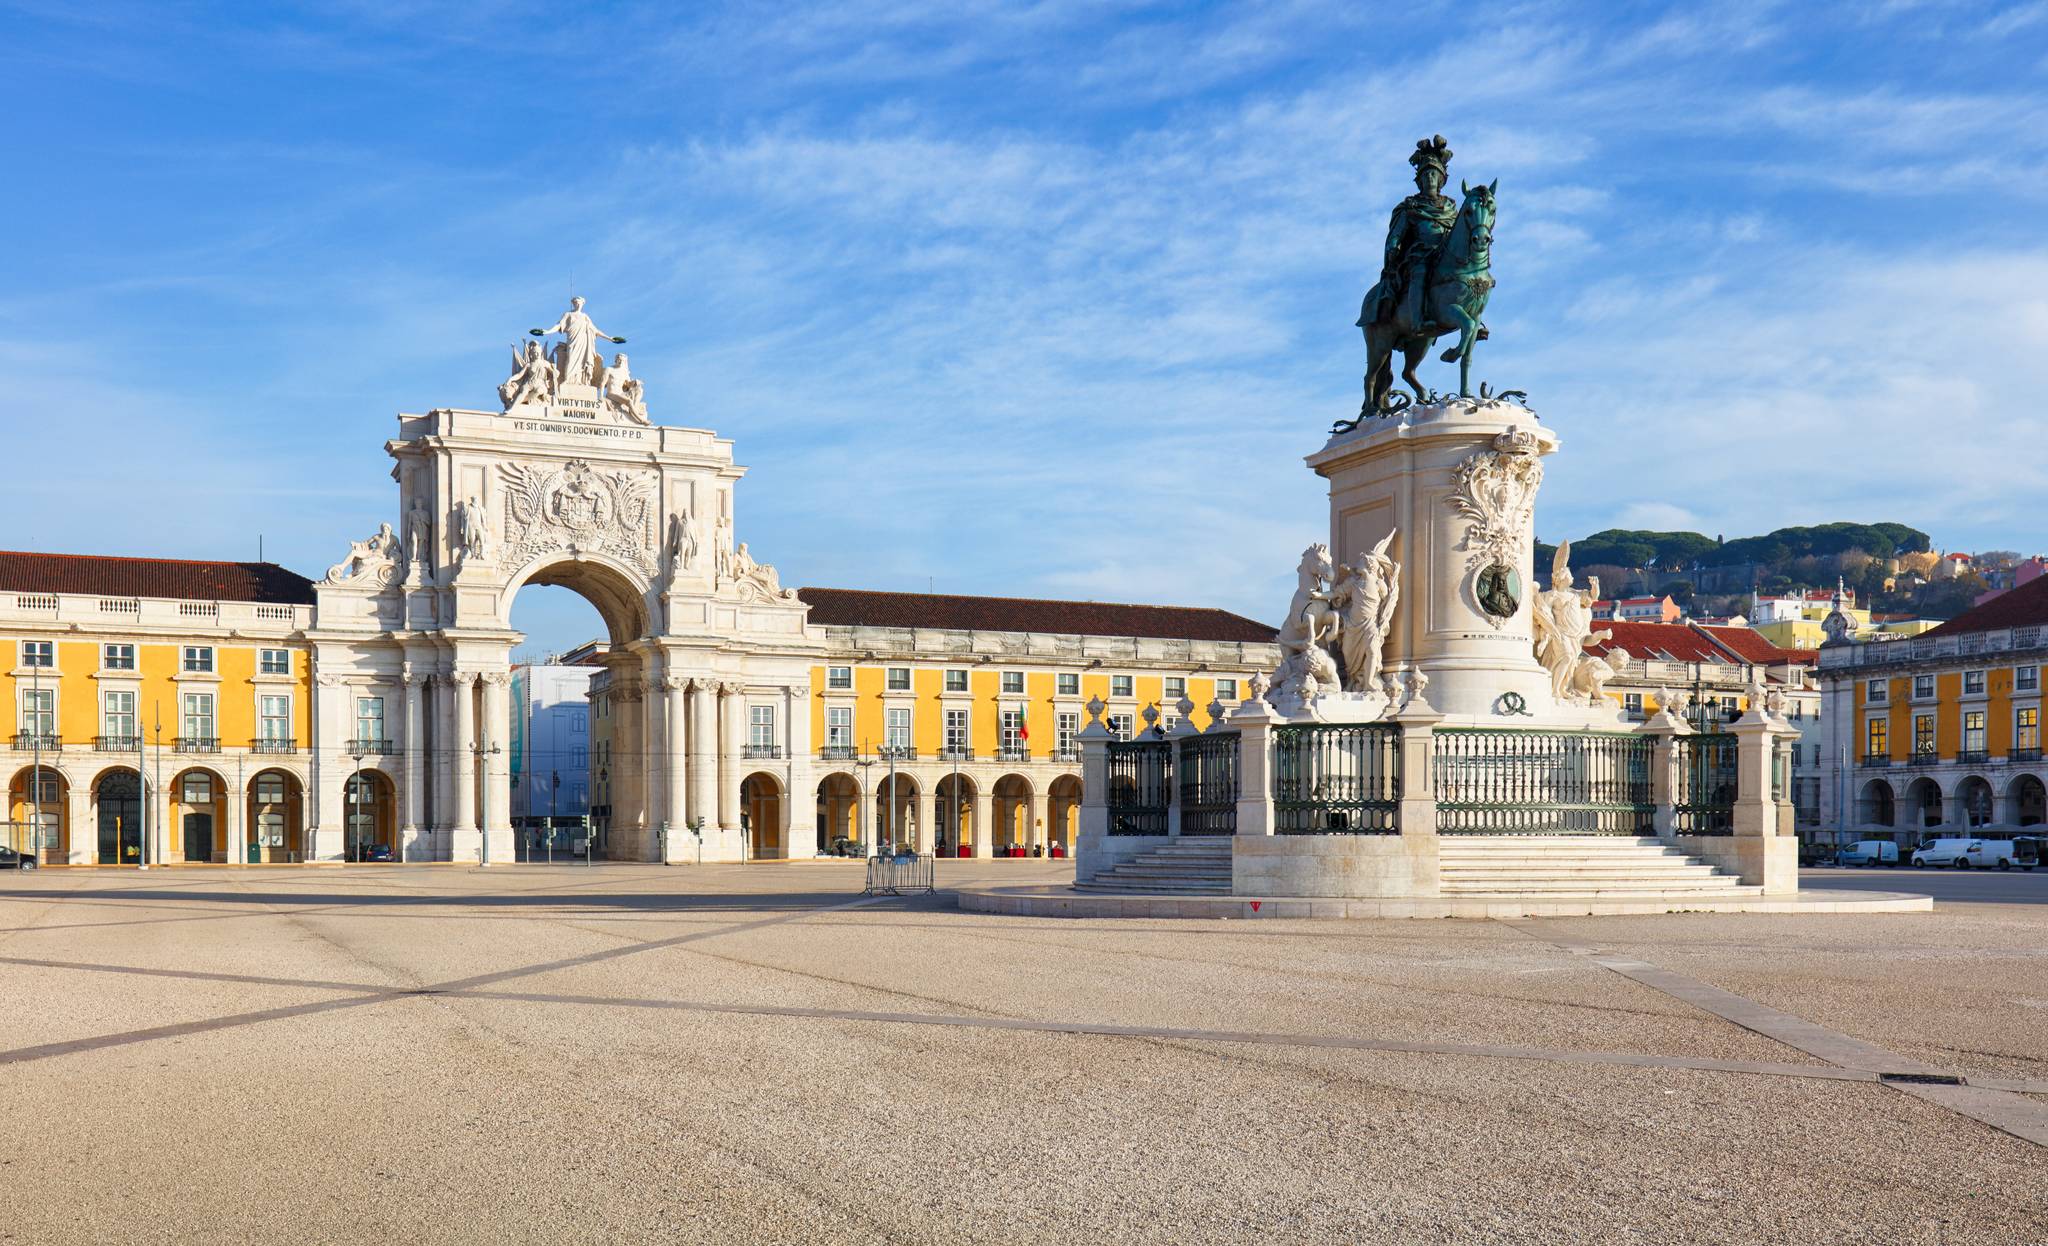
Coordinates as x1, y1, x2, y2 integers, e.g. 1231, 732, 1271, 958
1001, 671, 1025, 695
1110, 675, 1133, 698
259, 694, 292, 743
182, 645, 215, 674
944, 669, 968, 693
20, 640, 53, 669
1000, 708, 1024, 753
1964, 669, 1986, 696
1865, 678, 1886, 703
884, 706, 912, 751
1107, 713, 1133, 741
182, 691, 216, 742
1056, 673, 1079, 696
355, 696, 386, 744
886, 667, 911, 692
1056, 711, 1079, 756
748, 704, 776, 749
259, 648, 291, 676
2019, 665, 2040, 693
1215, 678, 1238, 702
826, 706, 852, 750
826, 665, 852, 690
20, 687, 56, 737
102, 643, 136, 671
102, 690, 137, 740
1163, 677, 1186, 701
1963, 710, 1986, 754
2017, 706, 2040, 752
943, 708, 968, 754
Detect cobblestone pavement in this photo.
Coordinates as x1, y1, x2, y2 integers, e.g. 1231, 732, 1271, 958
0, 861, 2042, 1245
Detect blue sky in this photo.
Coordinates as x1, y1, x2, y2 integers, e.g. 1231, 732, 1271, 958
5, 1, 2046, 657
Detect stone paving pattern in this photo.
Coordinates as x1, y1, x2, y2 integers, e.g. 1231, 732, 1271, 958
0, 861, 2043, 1244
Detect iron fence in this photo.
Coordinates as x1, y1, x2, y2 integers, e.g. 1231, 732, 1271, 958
1106, 739, 1172, 835
1434, 728, 1654, 835
1273, 723, 1400, 834
1674, 732, 1738, 835
863, 852, 936, 896
1177, 731, 1239, 836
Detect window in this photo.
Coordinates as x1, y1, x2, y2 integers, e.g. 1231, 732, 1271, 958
1913, 674, 1934, 699
1001, 671, 1025, 695
1107, 713, 1133, 741
1215, 678, 1238, 702
1913, 714, 1935, 756
102, 690, 136, 740
885, 706, 911, 752
356, 696, 385, 743
259, 648, 291, 675
2020, 665, 2040, 693
1865, 718, 1887, 758
102, 643, 135, 671
1111, 675, 1133, 698
2017, 707, 2040, 752
886, 667, 911, 691
1161, 714, 1180, 735
1056, 711, 1079, 756
943, 708, 968, 755
944, 669, 968, 693
20, 641, 52, 668
259, 695, 292, 743
571, 745, 588, 768
826, 706, 852, 750
181, 774, 212, 804
182, 692, 215, 742
254, 774, 286, 804
1000, 708, 1025, 753
570, 714, 585, 735
182, 646, 214, 673
749, 705, 776, 749
1865, 678, 1887, 703
1964, 670, 1986, 695
21, 688, 55, 737
1623, 693, 1644, 719
1963, 710, 1986, 755
1163, 677, 1185, 701
826, 665, 852, 690
1056, 673, 1079, 696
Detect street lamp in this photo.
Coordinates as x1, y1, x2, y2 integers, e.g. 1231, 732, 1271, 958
472, 737, 502, 867
851, 743, 878, 859
348, 740, 369, 864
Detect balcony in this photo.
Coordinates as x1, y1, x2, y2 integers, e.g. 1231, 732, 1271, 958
818, 745, 856, 762
1858, 755, 1892, 769
251, 738, 298, 755
11, 733, 59, 752
346, 738, 395, 756
879, 745, 917, 762
936, 747, 975, 762
2011, 747, 2043, 765
96, 734, 141, 752
1955, 750, 1990, 766
1049, 749, 1081, 764
175, 737, 220, 754
742, 744, 783, 759
996, 747, 1032, 764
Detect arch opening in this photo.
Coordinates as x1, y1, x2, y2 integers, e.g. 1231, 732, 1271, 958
742, 772, 784, 860
816, 773, 861, 855
935, 773, 977, 858
8, 766, 67, 864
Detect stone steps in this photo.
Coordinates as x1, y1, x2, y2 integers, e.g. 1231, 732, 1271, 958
1439, 835, 1756, 897
1081, 840, 1234, 894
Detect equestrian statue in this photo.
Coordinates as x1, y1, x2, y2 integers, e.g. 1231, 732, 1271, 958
1356, 135, 1499, 417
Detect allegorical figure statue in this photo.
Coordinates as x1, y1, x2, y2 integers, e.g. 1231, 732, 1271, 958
1531, 541, 1613, 704
455, 496, 492, 565
531, 296, 624, 389
499, 339, 558, 409
604, 352, 649, 423
403, 498, 432, 565
1332, 532, 1400, 693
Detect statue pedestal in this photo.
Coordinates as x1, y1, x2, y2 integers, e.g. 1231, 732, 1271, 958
1306, 399, 1610, 727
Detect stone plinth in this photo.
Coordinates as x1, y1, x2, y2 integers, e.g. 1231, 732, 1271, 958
1306, 400, 1609, 726
1233, 834, 1442, 899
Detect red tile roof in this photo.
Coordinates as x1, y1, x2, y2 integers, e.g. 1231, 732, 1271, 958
0, 551, 316, 605
1923, 573, 2048, 638
797, 587, 1277, 644
1588, 620, 1812, 667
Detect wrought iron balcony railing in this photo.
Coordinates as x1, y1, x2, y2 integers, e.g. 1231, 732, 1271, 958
996, 747, 1032, 763
1955, 750, 1990, 766
879, 745, 917, 761
1049, 749, 1081, 764
818, 745, 856, 761
2010, 747, 2043, 765
1858, 755, 1892, 769
175, 737, 219, 753
346, 738, 395, 755
742, 744, 783, 759
12, 733, 59, 752
936, 747, 975, 762
251, 738, 298, 754
96, 734, 141, 752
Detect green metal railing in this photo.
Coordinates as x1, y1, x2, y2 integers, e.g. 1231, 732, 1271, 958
1674, 733, 1737, 835
1433, 728, 1654, 835
1106, 739, 1171, 836
1177, 732, 1239, 836
1273, 723, 1400, 834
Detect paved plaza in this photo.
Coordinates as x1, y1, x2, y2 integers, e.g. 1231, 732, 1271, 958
0, 862, 2043, 1244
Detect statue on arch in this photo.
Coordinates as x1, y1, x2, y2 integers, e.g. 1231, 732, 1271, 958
603, 352, 649, 424
530, 296, 625, 389
454, 496, 493, 565
499, 339, 558, 410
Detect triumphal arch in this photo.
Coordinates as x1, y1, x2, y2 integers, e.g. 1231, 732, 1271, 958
308, 299, 823, 863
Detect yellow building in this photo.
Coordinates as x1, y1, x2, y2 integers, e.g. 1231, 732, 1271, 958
593, 588, 1277, 860
3, 552, 318, 864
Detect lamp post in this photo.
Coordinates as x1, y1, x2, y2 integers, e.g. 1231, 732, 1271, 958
348, 740, 368, 864
472, 737, 501, 867
549, 769, 560, 863
852, 744, 877, 859
27, 661, 46, 865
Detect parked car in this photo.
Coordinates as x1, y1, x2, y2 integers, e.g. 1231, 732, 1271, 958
1837, 840, 1899, 867
0, 847, 38, 870
361, 843, 394, 863
1910, 838, 2032, 870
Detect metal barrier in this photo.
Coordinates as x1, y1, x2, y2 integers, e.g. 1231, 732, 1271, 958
1106, 739, 1172, 835
1273, 723, 1400, 834
1434, 728, 1654, 835
1674, 733, 1737, 835
1177, 731, 1239, 836
864, 853, 936, 896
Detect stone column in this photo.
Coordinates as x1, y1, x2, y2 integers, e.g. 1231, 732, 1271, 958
1229, 695, 1282, 837
640, 676, 666, 852
66, 783, 92, 865
664, 675, 690, 862
971, 790, 993, 859
919, 787, 939, 854
401, 672, 425, 860
1025, 790, 1045, 852
310, 674, 349, 862
221, 772, 244, 865
448, 671, 480, 864
611, 679, 644, 861
718, 681, 743, 834
687, 677, 715, 846
1640, 713, 1689, 843
480, 672, 513, 864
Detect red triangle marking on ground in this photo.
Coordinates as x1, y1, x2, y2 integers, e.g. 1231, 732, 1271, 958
1248, 900, 1261, 912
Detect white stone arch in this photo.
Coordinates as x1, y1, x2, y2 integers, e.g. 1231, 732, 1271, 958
492, 549, 659, 646
1952, 774, 1997, 829
2004, 772, 2047, 828
1902, 776, 1945, 831
1854, 777, 1896, 828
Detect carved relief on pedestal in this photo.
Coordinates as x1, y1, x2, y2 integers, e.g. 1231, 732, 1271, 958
1447, 428, 1548, 629
500, 459, 657, 576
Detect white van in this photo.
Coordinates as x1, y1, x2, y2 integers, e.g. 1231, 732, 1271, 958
1910, 838, 2032, 870
1838, 840, 1900, 867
